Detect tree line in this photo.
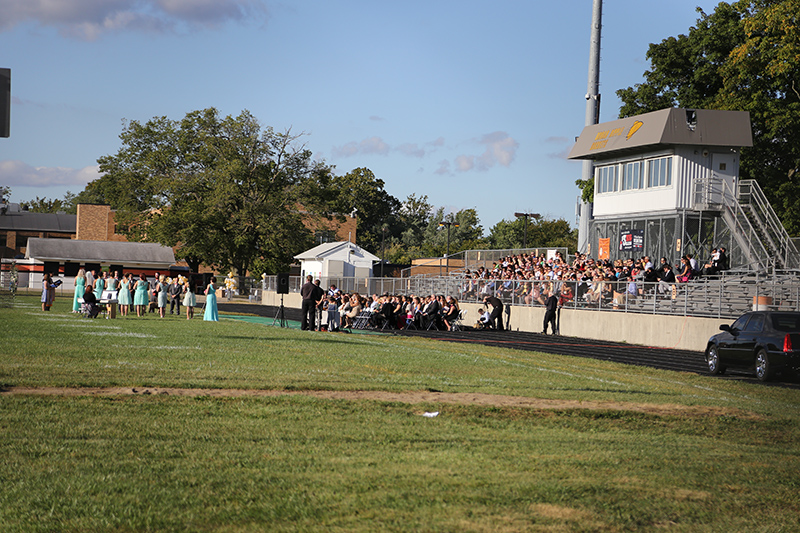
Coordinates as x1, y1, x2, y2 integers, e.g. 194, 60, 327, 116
5, 108, 574, 275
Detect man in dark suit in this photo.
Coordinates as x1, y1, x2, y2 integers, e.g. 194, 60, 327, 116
422, 294, 440, 329
168, 278, 183, 315
300, 275, 318, 330
483, 295, 504, 331
543, 290, 559, 335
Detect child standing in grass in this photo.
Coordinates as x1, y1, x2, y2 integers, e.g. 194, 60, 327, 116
326, 296, 339, 332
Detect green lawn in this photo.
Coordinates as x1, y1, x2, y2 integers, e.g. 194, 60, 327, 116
2, 296, 799, 532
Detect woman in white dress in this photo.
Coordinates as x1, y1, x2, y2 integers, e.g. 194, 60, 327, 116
182, 280, 196, 320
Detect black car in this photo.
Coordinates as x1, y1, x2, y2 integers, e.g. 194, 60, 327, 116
705, 311, 800, 381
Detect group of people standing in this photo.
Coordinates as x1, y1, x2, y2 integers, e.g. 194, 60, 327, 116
66, 268, 219, 321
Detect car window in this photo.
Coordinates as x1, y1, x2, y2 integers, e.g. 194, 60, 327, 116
730, 315, 750, 331
743, 314, 764, 332
771, 314, 800, 332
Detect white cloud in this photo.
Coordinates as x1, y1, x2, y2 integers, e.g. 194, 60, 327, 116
434, 159, 450, 176
397, 143, 425, 158
0, 160, 100, 187
0, 0, 267, 40
455, 155, 474, 172
452, 131, 518, 173
332, 136, 390, 158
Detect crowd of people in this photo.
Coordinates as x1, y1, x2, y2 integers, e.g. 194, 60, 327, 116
59, 268, 220, 321
292, 246, 731, 335
298, 276, 468, 332
457, 247, 730, 308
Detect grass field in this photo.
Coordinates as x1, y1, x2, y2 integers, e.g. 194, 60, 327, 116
2, 295, 799, 532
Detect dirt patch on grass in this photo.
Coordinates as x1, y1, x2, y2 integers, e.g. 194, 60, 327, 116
1, 386, 761, 419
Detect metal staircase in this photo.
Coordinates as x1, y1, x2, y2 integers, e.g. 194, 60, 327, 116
693, 177, 799, 272
737, 180, 800, 270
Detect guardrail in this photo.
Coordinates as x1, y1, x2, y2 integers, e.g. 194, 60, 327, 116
262, 272, 800, 319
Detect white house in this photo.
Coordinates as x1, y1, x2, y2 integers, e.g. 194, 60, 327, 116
293, 241, 379, 280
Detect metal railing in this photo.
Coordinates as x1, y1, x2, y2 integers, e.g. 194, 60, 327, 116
262, 271, 800, 320
694, 177, 772, 271
738, 180, 800, 270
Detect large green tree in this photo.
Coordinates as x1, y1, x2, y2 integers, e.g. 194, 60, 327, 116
487, 217, 577, 251
89, 108, 319, 274
421, 208, 485, 258
615, 0, 800, 234
327, 167, 402, 253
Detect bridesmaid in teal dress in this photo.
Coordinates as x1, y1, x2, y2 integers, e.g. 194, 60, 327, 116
134, 273, 149, 317
72, 268, 86, 313
93, 271, 106, 299
118, 273, 132, 317
157, 275, 168, 318
203, 276, 219, 321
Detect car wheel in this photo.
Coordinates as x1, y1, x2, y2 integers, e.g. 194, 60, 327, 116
755, 349, 773, 382
706, 344, 725, 375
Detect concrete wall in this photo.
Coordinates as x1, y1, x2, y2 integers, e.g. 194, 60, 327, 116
258, 289, 724, 352
458, 302, 722, 351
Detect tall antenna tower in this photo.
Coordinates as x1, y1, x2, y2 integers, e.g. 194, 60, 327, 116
577, 0, 602, 254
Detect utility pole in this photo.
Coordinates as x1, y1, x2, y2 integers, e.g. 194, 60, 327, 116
438, 217, 459, 275
577, 0, 602, 254
514, 212, 540, 250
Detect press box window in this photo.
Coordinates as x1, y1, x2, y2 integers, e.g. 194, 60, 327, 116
648, 156, 672, 188
595, 165, 618, 194
622, 161, 644, 190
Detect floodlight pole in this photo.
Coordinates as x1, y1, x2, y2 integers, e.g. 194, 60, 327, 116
438, 219, 459, 275
514, 212, 540, 250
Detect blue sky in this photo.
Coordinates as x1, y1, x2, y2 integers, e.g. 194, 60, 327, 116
0, 0, 721, 234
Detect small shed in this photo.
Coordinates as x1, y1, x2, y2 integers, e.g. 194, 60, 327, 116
294, 241, 379, 280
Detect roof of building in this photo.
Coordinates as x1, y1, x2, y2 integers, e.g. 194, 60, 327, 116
294, 241, 379, 262
568, 108, 753, 161
25, 237, 176, 266
0, 207, 76, 233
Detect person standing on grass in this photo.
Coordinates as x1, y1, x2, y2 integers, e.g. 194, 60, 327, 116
156, 275, 168, 318
134, 273, 149, 317
204, 276, 219, 321
118, 273, 132, 317
94, 271, 106, 299
543, 290, 558, 335
72, 268, 86, 313
85, 269, 96, 293
107, 271, 118, 292
41, 272, 56, 311
168, 277, 183, 315
300, 275, 317, 330
182, 280, 196, 320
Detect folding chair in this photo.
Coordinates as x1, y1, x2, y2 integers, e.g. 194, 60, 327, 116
352, 310, 372, 330
425, 313, 440, 331
449, 309, 466, 332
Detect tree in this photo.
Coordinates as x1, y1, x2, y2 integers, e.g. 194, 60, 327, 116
92, 108, 319, 274
487, 217, 577, 251
398, 193, 432, 248
327, 167, 402, 253
421, 208, 485, 257
615, 0, 800, 234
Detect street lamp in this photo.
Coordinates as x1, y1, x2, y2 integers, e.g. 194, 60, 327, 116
514, 212, 540, 250
438, 218, 459, 275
